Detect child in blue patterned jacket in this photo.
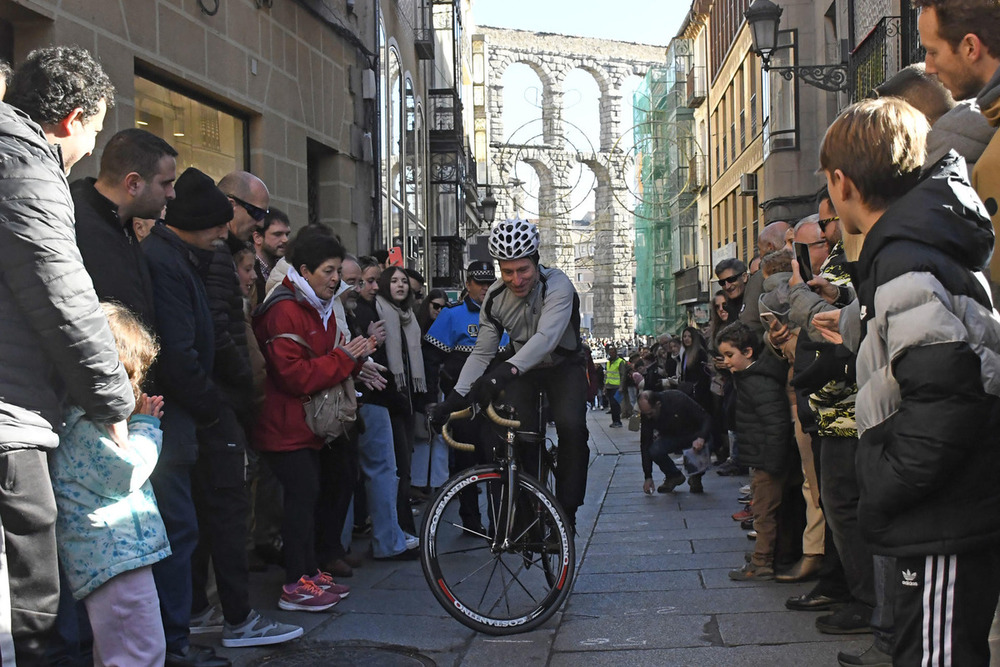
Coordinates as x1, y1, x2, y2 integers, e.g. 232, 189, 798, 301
50, 302, 170, 666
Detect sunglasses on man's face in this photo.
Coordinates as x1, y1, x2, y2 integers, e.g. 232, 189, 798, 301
228, 195, 269, 223
718, 272, 745, 287
817, 216, 840, 233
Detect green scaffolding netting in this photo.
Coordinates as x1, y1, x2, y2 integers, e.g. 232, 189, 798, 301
633, 43, 696, 337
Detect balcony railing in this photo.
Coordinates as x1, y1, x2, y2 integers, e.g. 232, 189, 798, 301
848, 14, 923, 102
428, 88, 463, 151
686, 66, 706, 107
415, 27, 434, 60
687, 154, 706, 192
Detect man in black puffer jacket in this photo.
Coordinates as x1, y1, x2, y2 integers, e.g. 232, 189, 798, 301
819, 97, 1000, 667
717, 321, 792, 583
0, 47, 135, 662
72, 128, 178, 329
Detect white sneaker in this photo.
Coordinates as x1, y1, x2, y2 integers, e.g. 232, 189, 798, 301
189, 604, 224, 634
739, 484, 751, 495
221, 609, 303, 648
404, 532, 420, 549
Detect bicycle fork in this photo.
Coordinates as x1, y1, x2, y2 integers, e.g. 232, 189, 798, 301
495, 424, 519, 552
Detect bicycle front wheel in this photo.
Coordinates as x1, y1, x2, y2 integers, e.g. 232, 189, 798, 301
420, 464, 575, 635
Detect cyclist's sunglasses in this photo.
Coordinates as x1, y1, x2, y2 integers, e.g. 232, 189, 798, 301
718, 272, 746, 287
228, 195, 269, 223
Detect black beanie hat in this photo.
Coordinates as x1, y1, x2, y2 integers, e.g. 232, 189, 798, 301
165, 167, 233, 231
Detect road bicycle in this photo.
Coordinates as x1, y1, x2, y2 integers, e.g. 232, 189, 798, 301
419, 395, 576, 634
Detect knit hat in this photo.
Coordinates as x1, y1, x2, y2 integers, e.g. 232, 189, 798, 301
165, 167, 233, 231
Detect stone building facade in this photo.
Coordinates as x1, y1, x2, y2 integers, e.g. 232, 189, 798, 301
475, 26, 665, 339
0, 0, 479, 283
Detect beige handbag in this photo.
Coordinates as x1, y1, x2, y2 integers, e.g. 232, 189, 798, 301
267, 333, 357, 441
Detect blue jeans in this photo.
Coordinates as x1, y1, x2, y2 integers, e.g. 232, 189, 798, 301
150, 463, 198, 653
649, 435, 699, 477
357, 404, 407, 558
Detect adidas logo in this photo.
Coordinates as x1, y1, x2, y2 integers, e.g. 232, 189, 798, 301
902, 569, 919, 587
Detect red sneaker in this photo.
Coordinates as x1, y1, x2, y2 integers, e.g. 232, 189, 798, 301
732, 505, 754, 522
279, 577, 340, 612
307, 570, 351, 597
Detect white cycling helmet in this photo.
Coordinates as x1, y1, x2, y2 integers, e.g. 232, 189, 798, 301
488, 218, 540, 261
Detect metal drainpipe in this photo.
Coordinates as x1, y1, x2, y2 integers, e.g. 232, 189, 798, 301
372, 0, 383, 251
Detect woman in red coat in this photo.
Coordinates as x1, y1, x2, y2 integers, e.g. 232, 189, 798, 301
254, 228, 373, 612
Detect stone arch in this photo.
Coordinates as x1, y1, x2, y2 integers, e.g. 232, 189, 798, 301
479, 26, 667, 337
489, 54, 559, 146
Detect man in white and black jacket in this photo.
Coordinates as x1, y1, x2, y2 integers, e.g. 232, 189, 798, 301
819, 97, 1000, 667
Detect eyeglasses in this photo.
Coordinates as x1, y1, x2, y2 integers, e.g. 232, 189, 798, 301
802, 239, 828, 247
817, 215, 839, 233
227, 195, 269, 223
718, 272, 746, 287
430, 301, 446, 311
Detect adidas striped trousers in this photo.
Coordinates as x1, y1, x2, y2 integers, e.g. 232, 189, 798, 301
894, 550, 1000, 667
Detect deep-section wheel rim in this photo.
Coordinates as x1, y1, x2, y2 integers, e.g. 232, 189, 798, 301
420, 465, 575, 634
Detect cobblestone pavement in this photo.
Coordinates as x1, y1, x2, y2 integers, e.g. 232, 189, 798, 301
211, 408, 878, 666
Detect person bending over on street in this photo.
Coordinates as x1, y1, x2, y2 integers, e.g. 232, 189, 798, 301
637, 389, 711, 495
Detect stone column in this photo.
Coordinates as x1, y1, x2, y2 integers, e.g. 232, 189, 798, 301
590, 155, 635, 339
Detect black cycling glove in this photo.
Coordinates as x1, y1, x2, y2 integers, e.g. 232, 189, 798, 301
469, 362, 520, 406
429, 390, 470, 427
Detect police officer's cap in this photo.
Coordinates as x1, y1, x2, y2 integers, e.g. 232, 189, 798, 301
466, 260, 496, 283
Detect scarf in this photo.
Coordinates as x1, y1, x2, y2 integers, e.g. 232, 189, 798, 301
285, 266, 335, 329
376, 295, 426, 393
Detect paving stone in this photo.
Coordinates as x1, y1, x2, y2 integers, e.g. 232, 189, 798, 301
565, 585, 813, 617
306, 612, 476, 651
581, 551, 743, 573
553, 612, 713, 651
460, 626, 556, 666
584, 539, 693, 557
549, 641, 871, 667
717, 610, 864, 646
572, 569, 703, 593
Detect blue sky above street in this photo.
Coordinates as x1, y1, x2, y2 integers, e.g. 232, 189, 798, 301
471, 0, 689, 47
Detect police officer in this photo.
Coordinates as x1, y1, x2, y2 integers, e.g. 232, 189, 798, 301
424, 260, 508, 531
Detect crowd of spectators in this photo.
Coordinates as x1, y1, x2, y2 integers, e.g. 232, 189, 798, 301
634, 3, 1000, 664
0, 44, 483, 667
4, 2, 1000, 665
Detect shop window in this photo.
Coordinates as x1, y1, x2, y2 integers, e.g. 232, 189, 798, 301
134, 75, 246, 183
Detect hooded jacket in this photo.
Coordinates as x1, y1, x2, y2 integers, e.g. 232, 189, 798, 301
854, 152, 1000, 556
50, 408, 170, 599
731, 349, 792, 475
925, 100, 994, 170
0, 102, 133, 450
973, 67, 1000, 300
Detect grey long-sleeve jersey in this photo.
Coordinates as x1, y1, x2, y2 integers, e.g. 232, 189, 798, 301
454, 265, 581, 396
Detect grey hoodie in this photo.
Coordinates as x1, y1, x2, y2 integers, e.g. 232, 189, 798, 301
924, 100, 994, 169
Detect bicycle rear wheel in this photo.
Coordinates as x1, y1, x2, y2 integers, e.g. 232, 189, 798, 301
421, 464, 575, 635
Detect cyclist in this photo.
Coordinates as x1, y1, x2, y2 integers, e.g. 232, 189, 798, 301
431, 219, 590, 529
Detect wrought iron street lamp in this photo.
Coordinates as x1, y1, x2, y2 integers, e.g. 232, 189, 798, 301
480, 187, 497, 224
745, 0, 849, 93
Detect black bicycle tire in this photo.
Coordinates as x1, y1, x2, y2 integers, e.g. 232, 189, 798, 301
420, 464, 575, 635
